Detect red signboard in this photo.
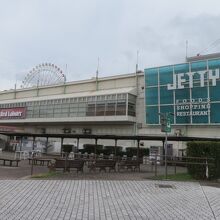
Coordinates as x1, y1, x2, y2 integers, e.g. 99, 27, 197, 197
0, 107, 26, 119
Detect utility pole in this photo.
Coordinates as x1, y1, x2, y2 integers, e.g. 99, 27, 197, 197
96, 57, 99, 91
159, 112, 172, 179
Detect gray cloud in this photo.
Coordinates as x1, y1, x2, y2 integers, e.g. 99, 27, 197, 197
169, 14, 220, 55
0, 1, 220, 90
133, 13, 220, 69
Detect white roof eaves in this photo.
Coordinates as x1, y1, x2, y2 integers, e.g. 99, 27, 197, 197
0, 87, 137, 104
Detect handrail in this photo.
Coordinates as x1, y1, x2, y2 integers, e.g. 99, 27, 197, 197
149, 154, 214, 160
148, 154, 215, 177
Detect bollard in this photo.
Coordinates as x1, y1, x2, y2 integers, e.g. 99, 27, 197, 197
31, 152, 36, 176
64, 153, 68, 172
155, 154, 157, 177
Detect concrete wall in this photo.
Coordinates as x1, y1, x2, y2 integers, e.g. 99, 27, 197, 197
0, 73, 138, 101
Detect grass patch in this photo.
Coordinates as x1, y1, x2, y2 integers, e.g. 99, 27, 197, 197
151, 173, 195, 181
31, 171, 59, 179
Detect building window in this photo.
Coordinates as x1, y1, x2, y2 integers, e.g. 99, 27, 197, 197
128, 102, 136, 116
86, 103, 96, 116
106, 102, 116, 116
117, 93, 126, 100
96, 103, 105, 116
116, 101, 126, 115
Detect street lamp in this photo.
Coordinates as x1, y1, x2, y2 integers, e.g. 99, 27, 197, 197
159, 112, 174, 179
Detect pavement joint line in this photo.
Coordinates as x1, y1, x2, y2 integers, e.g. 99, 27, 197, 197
0, 179, 219, 219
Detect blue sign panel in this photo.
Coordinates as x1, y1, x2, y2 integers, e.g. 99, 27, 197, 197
144, 58, 220, 124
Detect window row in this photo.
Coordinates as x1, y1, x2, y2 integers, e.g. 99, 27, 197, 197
25, 101, 135, 118
0, 93, 129, 109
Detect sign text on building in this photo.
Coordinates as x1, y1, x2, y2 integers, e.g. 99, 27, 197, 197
176, 98, 210, 117
0, 107, 26, 119
167, 69, 219, 90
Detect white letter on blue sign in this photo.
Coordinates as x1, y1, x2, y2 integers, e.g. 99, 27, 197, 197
167, 74, 176, 90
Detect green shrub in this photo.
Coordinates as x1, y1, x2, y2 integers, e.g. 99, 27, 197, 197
186, 141, 220, 180
104, 146, 123, 155
83, 144, 103, 154
125, 147, 149, 158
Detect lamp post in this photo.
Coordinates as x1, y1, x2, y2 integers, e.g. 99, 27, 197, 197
164, 129, 168, 179
159, 112, 173, 179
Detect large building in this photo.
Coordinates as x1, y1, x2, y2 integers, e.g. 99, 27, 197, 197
0, 53, 220, 154
145, 53, 220, 135
0, 70, 141, 151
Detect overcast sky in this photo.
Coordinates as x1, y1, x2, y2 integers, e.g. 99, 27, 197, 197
0, 0, 220, 90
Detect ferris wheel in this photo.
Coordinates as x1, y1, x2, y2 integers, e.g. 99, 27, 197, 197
21, 63, 66, 88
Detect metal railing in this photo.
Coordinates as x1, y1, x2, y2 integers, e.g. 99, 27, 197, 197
148, 154, 215, 177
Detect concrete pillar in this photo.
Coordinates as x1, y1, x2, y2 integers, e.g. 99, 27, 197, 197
114, 139, 117, 156
20, 136, 23, 151
95, 138, 98, 156
45, 137, 49, 154
60, 137, 64, 156
137, 139, 140, 158
32, 137, 36, 150
76, 138, 79, 153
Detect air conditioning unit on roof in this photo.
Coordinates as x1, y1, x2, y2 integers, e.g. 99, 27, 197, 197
82, 128, 92, 134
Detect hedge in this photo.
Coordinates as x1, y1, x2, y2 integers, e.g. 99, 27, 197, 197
103, 146, 123, 155
125, 147, 149, 158
79, 145, 150, 158
82, 144, 103, 154
186, 141, 220, 180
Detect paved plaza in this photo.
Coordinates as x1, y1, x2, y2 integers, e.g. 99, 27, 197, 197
0, 153, 219, 219
0, 180, 219, 220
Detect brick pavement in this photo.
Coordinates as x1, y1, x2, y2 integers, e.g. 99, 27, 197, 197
0, 180, 219, 220
202, 186, 220, 219
0, 152, 219, 219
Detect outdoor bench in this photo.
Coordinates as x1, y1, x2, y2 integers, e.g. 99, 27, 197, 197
118, 160, 141, 172
68, 159, 84, 173
49, 159, 84, 173
88, 159, 116, 172
0, 158, 20, 167
28, 158, 52, 166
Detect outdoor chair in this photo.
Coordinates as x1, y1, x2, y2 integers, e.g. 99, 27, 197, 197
61, 151, 65, 158
75, 152, 81, 159
132, 156, 137, 160
83, 152, 88, 160
89, 153, 95, 160
109, 154, 114, 160
99, 153, 104, 159
14, 151, 29, 160
68, 152, 75, 159
33, 149, 42, 157
143, 156, 150, 165
122, 155, 127, 160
